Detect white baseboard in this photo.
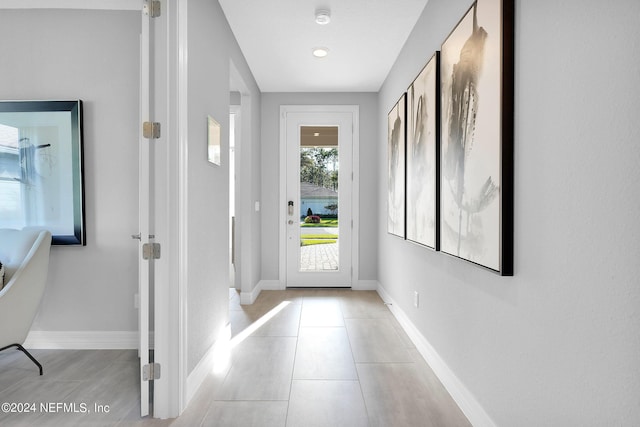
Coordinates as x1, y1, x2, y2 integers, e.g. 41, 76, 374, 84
244, 280, 376, 296
258, 279, 284, 291
241, 280, 283, 305
376, 284, 497, 427
240, 282, 262, 305
352, 280, 380, 290
186, 350, 214, 405
186, 324, 231, 404
24, 331, 137, 349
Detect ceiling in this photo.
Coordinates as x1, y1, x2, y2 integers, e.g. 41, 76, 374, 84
219, 0, 429, 93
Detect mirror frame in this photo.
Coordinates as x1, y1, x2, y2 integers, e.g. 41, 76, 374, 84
0, 100, 85, 245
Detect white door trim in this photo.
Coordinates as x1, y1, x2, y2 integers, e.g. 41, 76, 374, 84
0, 0, 186, 418
229, 104, 240, 290
230, 60, 255, 300
149, 0, 188, 419
279, 105, 360, 288
138, 1, 151, 416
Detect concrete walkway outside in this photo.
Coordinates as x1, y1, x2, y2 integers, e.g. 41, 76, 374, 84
300, 242, 339, 271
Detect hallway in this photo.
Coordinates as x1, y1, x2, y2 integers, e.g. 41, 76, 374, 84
176, 289, 470, 427
0, 290, 470, 426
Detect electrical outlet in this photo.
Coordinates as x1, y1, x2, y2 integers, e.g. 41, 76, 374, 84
414, 291, 419, 308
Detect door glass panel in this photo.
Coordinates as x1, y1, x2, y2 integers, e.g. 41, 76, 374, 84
299, 126, 339, 272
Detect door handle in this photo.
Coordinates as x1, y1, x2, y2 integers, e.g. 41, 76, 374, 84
288, 220, 294, 225
132, 233, 154, 240
288, 201, 294, 216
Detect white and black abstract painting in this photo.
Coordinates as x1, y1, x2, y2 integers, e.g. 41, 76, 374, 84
387, 94, 406, 238
440, 0, 513, 274
407, 53, 439, 249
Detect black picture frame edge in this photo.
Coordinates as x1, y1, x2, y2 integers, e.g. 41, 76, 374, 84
438, 0, 514, 276
387, 93, 407, 240
499, 0, 515, 276
435, 50, 442, 253
402, 92, 407, 241
0, 100, 86, 246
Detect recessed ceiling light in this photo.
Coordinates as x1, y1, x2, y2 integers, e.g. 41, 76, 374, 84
312, 47, 329, 58
315, 9, 331, 25
314, 132, 320, 137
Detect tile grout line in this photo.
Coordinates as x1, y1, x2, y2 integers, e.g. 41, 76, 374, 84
283, 293, 305, 427
341, 303, 373, 427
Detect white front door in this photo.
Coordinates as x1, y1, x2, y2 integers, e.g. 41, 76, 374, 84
284, 109, 354, 287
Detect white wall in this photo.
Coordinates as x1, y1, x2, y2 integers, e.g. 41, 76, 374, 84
231, 64, 263, 301
260, 93, 379, 283
378, 0, 640, 425
184, 0, 261, 373
0, 10, 140, 333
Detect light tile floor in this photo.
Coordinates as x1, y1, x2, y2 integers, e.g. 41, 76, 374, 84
184, 289, 471, 427
0, 290, 471, 426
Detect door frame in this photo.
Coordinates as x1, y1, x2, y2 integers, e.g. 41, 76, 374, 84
148, 0, 187, 418
1, 0, 183, 418
279, 105, 360, 288
139, 0, 151, 416
229, 104, 240, 290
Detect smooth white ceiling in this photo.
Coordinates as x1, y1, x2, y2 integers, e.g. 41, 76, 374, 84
219, 0, 429, 93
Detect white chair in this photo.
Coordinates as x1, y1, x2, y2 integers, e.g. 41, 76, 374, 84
0, 229, 52, 375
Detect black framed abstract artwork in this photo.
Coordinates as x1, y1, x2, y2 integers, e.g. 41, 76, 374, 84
407, 52, 440, 249
387, 94, 406, 238
0, 100, 86, 245
440, 0, 514, 274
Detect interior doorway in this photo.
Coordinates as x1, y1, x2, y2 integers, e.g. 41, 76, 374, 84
229, 108, 238, 289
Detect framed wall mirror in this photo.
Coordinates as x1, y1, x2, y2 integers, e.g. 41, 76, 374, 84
207, 115, 221, 165
0, 100, 86, 245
